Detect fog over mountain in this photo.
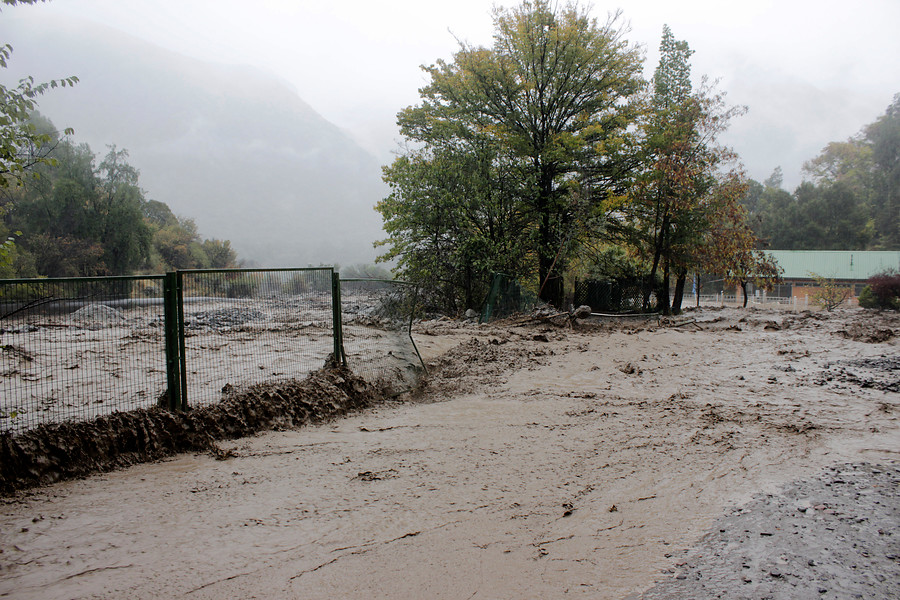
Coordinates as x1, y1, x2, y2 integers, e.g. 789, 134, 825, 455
3, 15, 388, 267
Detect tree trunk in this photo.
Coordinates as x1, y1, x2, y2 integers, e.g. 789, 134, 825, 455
671, 269, 687, 314
536, 169, 564, 308
741, 280, 749, 307
695, 273, 701, 308
659, 257, 671, 315
644, 212, 670, 312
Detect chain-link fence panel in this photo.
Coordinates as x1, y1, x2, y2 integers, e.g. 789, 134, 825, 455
177, 268, 336, 408
339, 279, 424, 395
573, 278, 659, 314
0, 276, 167, 434
481, 273, 538, 323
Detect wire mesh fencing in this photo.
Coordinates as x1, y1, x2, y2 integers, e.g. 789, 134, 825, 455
177, 268, 337, 408
1, 268, 429, 435
0, 276, 168, 435
573, 278, 659, 314
339, 279, 425, 395
481, 273, 538, 323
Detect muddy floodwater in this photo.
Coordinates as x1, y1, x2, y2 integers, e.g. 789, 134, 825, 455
0, 306, 898, 599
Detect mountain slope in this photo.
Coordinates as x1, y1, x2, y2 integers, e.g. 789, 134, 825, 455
3, 14, 388, 266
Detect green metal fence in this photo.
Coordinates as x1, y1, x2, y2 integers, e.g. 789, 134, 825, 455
481, 273, 538, 323
339, 278, 425, 395
573, 278, 659, 314
174, 268, 337, 408
1, 268, 426, 434
0, 275, 168, 434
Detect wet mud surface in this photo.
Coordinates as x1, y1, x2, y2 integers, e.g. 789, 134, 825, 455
0, 367, 377, 493
633, 463, 900, 599
0, 306, 897, 599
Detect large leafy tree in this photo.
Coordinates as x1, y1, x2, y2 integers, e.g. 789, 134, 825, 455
378, 0, 644, 308
616, 25, 746, 313
378, 135, 530, 312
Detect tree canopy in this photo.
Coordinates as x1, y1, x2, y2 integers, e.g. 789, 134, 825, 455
1, 117, 237, 277
378, 8, 778, 314
745, 94, 900, 251
378, 0, 644, 309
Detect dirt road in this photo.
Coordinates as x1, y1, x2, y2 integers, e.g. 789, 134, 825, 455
0, 307, 897, 598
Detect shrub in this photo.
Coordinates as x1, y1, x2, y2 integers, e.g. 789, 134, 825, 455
858, 285, 879, 308
808, 272, 851, 311
862, 269, 900, 310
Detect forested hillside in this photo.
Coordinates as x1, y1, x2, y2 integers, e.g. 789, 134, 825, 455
0, 115, 236, 278
3, 12, 386, 267
743, 95, 900, 251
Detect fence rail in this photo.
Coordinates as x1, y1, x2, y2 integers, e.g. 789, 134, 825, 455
1, 269, 424, 435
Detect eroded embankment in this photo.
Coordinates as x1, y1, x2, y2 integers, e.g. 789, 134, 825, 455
0, 367, 378, 494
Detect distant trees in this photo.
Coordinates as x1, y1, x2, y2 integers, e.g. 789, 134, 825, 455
1, 117, 237, 277
745, 94, 900, 251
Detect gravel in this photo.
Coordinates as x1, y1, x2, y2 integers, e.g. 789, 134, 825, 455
632, 462, 900, 600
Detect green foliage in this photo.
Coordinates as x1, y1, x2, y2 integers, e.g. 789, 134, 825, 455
1, 118, 238, 276
199, 239, 236, 269
580, 245, 647, 280
379, 0, 644, 309
857, 285, 878, 309
378, 140, 533, 312
748, 93, 899, 251
808, 272, 852, 311
860, 269, 900, 310
615, 25, 751, 313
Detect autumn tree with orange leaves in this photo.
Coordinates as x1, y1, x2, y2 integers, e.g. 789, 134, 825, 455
617, 25, 772, 314
697, 173, 782, 307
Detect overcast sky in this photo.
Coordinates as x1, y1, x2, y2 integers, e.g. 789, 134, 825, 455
7, 0, 900, 190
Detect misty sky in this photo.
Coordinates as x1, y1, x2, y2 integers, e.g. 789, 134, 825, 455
7, 0, 900, 190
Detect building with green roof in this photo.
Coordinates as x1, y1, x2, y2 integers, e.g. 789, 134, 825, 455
764, 250, 900, 297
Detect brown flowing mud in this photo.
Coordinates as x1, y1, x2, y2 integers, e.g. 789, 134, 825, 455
0, 307, 898, 599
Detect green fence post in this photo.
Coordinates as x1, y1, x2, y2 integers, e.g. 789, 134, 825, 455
331, 270, 346, 366
481, 273, 503, 323
163, 272, 182, 411
176, 271, 188, 409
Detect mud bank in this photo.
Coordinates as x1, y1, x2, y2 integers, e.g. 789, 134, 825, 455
0, 367, 378, 494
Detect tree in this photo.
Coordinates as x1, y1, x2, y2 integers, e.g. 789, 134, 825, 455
1, 1, 78, 187
6, 140, 154, 275
1, 124, 239, 276
619, 25, 746, 314
95, 146, 152, 273
379, 0, 644, 308
763, 166, 783, 189
200, 239, 237, 269
697, 173, 781, 306
865, 94, 900, 249
378, 133, 532, 312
